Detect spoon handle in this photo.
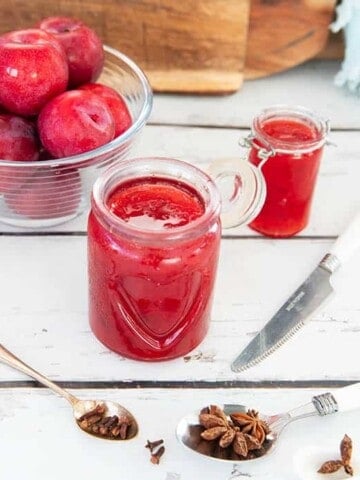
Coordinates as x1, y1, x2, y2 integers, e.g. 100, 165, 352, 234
311, 382, 360, 416
329, 382, 360, 412
0, 343, 78, 405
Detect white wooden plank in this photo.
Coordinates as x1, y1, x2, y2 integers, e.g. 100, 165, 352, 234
0, 387, 358, 480
0, 236, 359, 382
1, 128, 359, 236
150, 61, 360, 130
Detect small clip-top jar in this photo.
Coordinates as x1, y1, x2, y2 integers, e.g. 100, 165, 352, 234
246, 105, 329, 238
88, 157, 265, 361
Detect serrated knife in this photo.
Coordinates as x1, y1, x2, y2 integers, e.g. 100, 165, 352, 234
231, 212, 360, 373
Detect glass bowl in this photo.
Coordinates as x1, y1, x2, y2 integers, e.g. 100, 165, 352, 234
0, 45, 153, 228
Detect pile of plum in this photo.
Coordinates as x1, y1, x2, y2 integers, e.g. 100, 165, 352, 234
0, 17, 132, 220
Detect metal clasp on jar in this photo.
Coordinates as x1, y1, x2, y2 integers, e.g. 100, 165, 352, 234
239, 133, 275, 169
324, 119, 336, 147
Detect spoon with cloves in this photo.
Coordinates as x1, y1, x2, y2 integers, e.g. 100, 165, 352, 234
176, 382, 360, 462
0, 343, 138, 440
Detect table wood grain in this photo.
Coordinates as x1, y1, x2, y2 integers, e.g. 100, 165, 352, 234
0, 236, 358, 383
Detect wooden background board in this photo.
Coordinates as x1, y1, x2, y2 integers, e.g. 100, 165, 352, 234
1, 0, 341, 93
244, 0, 337, 79
1, 0, 250, 93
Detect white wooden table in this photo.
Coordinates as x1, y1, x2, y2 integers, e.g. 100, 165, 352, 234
1, 59, 360, 479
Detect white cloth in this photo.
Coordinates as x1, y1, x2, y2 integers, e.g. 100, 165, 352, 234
330, 0, 360, 93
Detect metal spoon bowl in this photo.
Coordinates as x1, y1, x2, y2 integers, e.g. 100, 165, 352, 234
73, 398, 138, 440
176, 404, 280, 463
0, 343, 138, 440
176, 383, 360, 463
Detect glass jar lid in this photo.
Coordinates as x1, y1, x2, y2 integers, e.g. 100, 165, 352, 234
207, 157, 266, 229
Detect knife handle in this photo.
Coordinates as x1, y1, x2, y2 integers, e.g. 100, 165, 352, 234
328, 211, 360, 266
331, 382, 360, 413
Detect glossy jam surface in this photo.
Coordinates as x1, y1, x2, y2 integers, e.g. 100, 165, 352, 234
107, 177, 205, 230
260, 118, 319, 143
249, 117, 324, 237
88, 177, 221, 361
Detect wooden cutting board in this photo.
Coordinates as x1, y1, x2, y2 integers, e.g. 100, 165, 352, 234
1, 0, 251, 94
1, 0, 339, 93
245, 0, 338, 79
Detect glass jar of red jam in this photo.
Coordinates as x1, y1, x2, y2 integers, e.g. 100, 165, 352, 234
246, 105, 329, 238
88, 157, 265, 361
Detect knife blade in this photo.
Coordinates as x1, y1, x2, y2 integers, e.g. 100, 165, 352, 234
231, 258, 334, 372
231, 212, 360, 373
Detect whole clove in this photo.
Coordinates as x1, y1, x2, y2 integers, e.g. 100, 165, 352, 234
151, 446, 165, 464
77, 404, 133, 440
145, 438, 165, 465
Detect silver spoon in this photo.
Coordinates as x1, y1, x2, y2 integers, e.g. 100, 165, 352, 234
0, 343, 138, 440
176, 382, 360, 462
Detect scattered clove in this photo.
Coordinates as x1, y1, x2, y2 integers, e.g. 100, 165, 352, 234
146, 439, 164, 451
151, 445, 165, 464
145, 438, 165, 465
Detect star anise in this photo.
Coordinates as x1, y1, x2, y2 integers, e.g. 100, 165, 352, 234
199, 405, 231, 445
230, 409, 270, 445
198, 405, 270, 460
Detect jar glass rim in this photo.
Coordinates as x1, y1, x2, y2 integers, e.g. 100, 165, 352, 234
91, 157, 222, 243
252, 104, 329, 154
